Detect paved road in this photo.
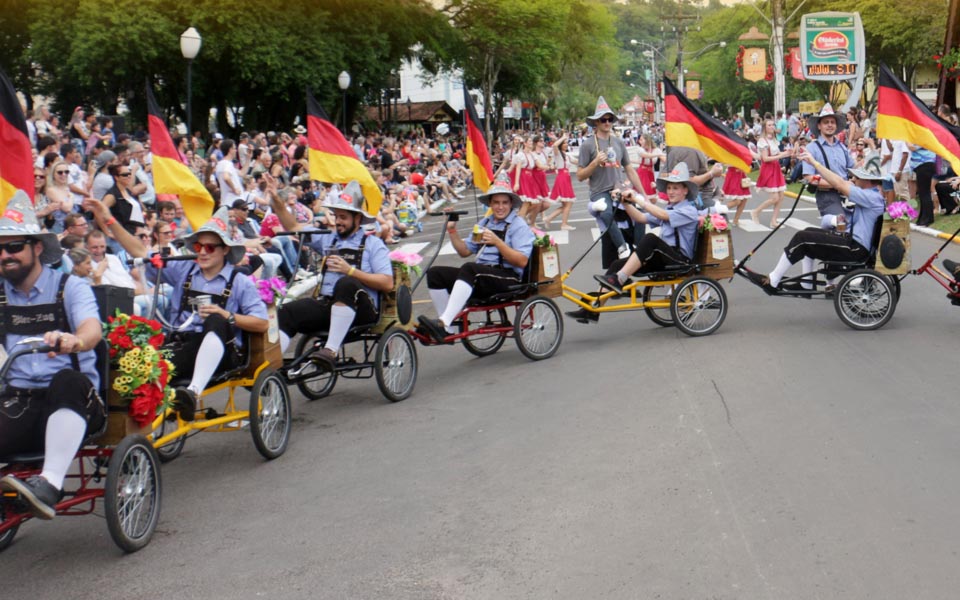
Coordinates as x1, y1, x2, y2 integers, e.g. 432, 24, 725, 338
4, 175, 960, 599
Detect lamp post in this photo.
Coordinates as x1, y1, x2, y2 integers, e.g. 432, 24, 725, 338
406, 97, 412, 123
338, 71, 351, 135
180, 27, 202, 137
631, 40, 665, 123
677, 41, 726, 94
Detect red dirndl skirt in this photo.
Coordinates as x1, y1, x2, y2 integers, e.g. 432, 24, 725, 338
550, 168, 575, 201
518, 168, 540, 202
637, 166, 656, 195
756, 160, 786, 192
721, 167, 751, 200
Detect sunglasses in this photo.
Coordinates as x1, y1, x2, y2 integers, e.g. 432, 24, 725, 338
193, 242, 225, 254
34, 174, 45, 179
137, 234, 151, 240
117, 172, 132, 177
597, 117, 616, 123
55, 170, 70, 175
0, 240, 33, 255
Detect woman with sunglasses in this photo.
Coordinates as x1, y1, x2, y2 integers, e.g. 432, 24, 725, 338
101, 163, 145, 236
37, 158, 73, 234
85, 198, 268, 422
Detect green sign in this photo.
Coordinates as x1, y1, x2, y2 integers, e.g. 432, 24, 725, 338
800, 12, 864, 81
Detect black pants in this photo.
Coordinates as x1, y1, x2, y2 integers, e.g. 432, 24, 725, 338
0, 369, 102, 456
915, 161, 936, 226
165, 313, 240, 384
426, 263, 521, 299
278, 276, 379, 337
600, 222, 646, 270
935, 181, 959, 214
784, 228, 869, 264
606, 233, 689, 276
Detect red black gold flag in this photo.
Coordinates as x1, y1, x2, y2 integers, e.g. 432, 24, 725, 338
146, 83, 214, 229
663, 76, 753, 174
306, 89, 382, 216
0, 69, 34, 211
463, 88, 493, 192
877, 62, 960, 175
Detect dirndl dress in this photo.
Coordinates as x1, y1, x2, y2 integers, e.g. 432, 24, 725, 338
755, 138, 785, 192
636, 156, 657, 196
517, 153, 540, 202
550, 168, 576, 202
721, 166, 751, 201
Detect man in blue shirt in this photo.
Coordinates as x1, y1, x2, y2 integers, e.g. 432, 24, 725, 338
273, 178, 394, 371
744, 154, 885, 291
593, 163, 700, 296
0, 191, 104, 520
418, 173, 535, 342
87, 199, 268, 421
803, 104, 854, 217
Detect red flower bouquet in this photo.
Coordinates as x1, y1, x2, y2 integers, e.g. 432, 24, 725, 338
104, 312, 176, 427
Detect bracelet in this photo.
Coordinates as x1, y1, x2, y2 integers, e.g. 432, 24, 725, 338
348, 267, 355, 277
76, 337, 84, 351
104, 216, 117, 227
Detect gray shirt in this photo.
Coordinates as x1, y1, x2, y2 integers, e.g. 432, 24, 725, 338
578, 135, 630, 197
665, 147, 719, 206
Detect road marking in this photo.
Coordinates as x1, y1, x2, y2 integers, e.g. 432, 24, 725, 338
439, 241, 456, 255
396, 242, 430, 254
736, 220, 768, 232
783, 217, 812, 231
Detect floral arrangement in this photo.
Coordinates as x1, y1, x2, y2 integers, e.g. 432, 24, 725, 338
934, 48, 960, 79
104, 312, 175, 428
388, 249, 423, 277
698, 213, 729, 233
887, 201, 918, 221
530, 227, 558, 248
251, 275, 287, 306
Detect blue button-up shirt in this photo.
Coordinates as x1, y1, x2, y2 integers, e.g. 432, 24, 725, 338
3, 266, 101, 389
845, 185, 885, 252
803, 138, 854, 180
305, 228, 393, 308
146, 261, 267, 343
466, 210, 535, 276
646, 199, 700, 259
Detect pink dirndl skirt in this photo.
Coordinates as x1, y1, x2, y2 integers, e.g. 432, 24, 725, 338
550, 168, 575, 201
721, 167, 751, 200
755, 160, 786, 192
637, 166, 656, 196
519, 168, 540, 202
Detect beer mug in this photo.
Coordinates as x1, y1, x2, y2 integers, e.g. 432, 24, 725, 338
606, 147, 616, 163
472, 227, 485, 243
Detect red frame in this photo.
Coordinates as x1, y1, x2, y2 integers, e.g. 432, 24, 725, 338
409, 301, 522, 345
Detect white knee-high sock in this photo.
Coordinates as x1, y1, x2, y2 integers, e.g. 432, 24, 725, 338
801, 257, 815, 289
768, 252, 794, 288
325, 304, 355, 352
428, 288, 457, 333
439, 280, 473, 327
40, 409, 87, 490
188, 332, 225, 394
280, 330, 291, 353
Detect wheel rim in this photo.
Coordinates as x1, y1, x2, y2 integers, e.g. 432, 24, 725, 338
257, 376, 289, 452
381, 334, 415, 395
675, 280, 725, 334
518, 300, 560, 356
294, 335, 336, 399
839, 274, 892, 326
114, 446, 159, 542
643, 285, 674, 326
461, 308, 508, 354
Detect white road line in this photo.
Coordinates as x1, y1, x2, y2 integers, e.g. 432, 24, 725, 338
736, 220, 769, 232
438, 241, 457, 255
397, 242, 430, 254
783, 217, 812, 231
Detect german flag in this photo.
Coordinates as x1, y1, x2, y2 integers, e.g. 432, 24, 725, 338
146, 83, 214, 229
463, 88, 493, 192
306, 89, 382, 216
663, 76, 752, 174
877, 62, 960, 175
0, 69, 34, 211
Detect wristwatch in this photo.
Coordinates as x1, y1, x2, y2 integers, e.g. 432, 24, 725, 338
227, 312, 236, 327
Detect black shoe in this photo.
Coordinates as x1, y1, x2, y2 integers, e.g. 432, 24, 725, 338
0, 475, 61, 520
564, 307, 599, 324
742, 268, 778, 295
943, 259, 960, 279
593, 273, 624, 295
417, 315, 448, 343
174, 387, 197, 422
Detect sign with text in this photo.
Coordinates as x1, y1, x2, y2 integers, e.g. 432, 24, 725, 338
789, 47, 805, 80
742, 47, 767, 82
800, 11, 864, 81
685, 80, 701, 100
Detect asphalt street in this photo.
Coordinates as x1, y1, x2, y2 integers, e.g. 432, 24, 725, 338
4, 173, 960, 600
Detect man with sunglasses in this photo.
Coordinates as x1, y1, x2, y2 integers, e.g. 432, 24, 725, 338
85, 198, 267, 421
0, 191, 104, 520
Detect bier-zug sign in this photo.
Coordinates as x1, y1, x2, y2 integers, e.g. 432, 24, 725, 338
800, 12, 865, 80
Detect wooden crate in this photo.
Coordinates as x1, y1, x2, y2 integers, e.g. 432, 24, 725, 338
241, 305, 283, 377
100, 379, 152, 446
695, 229, 735, 279
531, 245, 562, 298
874, 219, 911, 275
372, 267, 413, 333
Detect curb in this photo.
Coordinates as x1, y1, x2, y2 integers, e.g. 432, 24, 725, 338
783, 190, 960, 245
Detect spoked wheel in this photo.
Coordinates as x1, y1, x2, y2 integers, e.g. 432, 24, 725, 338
152, 414, 185, 463
834, 269, 896, 331
250, 369, 292, 459
375, 327, 418, 403
0, 503, 19, 553
293, 334, 337, 401
670, 276, 728, 337
642, 284, 675, 327
514, 296, 563, 360
104, 435, 162, 553
460, 307, 509, 357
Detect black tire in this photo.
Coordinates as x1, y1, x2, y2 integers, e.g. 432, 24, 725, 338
834, 269, 896, 331
249, 369, 292, 459
0, 503, 18, 553
642, 284, 675, 327
460, 307, 509, 357
670, 276, 727, 337
514, 296, 563, 361
294, 334, 337, 401
375, 327, 418, 402
888, 275, 902, 301
104, 435, 162, 553
152, 415, 185, 463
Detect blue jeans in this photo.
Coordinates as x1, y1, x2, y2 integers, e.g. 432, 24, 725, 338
589, 190, 627, 249
270, 236, 298, 273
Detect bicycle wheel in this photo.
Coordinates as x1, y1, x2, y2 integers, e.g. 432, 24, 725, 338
642, 284, 674, 327
293, 334, 337, 401
514, 296, 563, 360
250, 369, 292, 459
834, 269, 896, 331
375, 327, 418, 402
460, 307, 509, 357
670, 276, 727, 337
104, 435, 162, 553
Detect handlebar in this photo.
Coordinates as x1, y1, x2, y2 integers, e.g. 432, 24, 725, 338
273, 228, 331, 237
0, 339, 56, 384
127, 253, 199, 267
428, 209, 469, 217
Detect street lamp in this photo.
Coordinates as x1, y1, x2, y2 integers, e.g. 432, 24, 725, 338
678, 40, 726, 93
631, 40, 665, 122
338, 71, 351, 135
406, 97, 412, 123
180, 27, 202, 137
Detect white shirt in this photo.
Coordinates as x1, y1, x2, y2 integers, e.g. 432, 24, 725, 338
94, 254, 136, 289
216, 158, 243, 206
67, 163, 87, 203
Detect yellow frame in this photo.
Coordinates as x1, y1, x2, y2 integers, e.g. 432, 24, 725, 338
560, 270, 684, 314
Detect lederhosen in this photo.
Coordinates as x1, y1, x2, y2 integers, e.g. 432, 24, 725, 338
810, 141, 849, 217
426, 220, 523, 299
0, 274, 104, 455
785, 204, 871, 265
277, 241, 379, 338
165, 265, 242, 378
608, 212, 690, 277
